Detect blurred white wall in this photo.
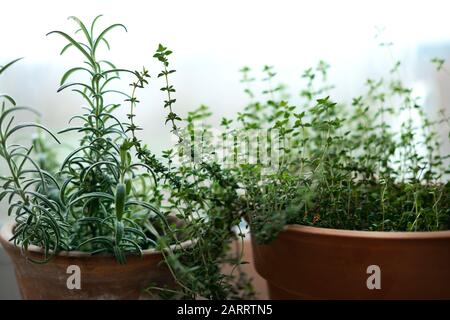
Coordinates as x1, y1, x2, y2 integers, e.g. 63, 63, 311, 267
1, 0, 450, 225
2, 0, 450, 130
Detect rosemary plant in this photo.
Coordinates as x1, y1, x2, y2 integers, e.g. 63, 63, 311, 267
1, 58, 66, 262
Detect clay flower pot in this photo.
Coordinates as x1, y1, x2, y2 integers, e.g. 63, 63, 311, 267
251, 224, 450, 299
0, 222, 191, 300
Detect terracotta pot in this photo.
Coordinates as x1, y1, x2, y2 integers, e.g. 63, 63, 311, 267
251, 224, 450, 299
0, 222, 191, 300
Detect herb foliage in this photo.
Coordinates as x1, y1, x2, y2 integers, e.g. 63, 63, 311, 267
0, 16, 253, 299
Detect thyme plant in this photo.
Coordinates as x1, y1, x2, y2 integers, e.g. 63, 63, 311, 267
185, 53, 450, 246
233, 58, 450, 244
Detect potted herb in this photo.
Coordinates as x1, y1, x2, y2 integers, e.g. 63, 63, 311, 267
0, 16, 252, 300
190, 57, 450, 299
234, 59, 450, 299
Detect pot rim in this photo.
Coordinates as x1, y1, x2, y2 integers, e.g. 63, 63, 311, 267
0, 221, 193, 258
280, 224, 450, 240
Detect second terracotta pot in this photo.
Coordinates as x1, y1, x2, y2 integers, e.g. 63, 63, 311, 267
251, 224, 450, 299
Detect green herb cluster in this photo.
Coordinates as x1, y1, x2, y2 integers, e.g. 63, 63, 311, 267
3, 15, 449, 299
0, 16, 253, 299
230, 57, 450, 244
